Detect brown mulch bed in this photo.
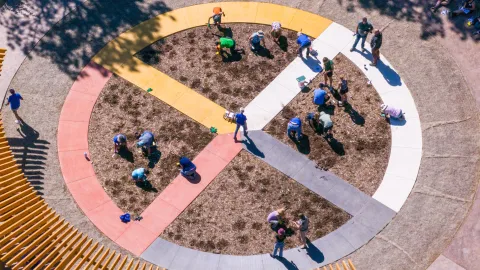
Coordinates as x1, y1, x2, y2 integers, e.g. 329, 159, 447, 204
88, 75, 214, 214
264, 54, 391, 196
161, 151, 351, 255
135, 24, 300, 112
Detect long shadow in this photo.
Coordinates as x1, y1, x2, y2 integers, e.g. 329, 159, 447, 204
275, 257, 299, 270
277, 35, 289, 52
344, 104, 365, 126
305, 239, 325, 263
240, 134, 265, 158
300, 55, 323, 73
356, 50, 402, 86
290, 134, 311, 155
0, 0, 173, 78
6, 121, 49, 195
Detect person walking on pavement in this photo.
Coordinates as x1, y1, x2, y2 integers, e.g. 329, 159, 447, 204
294, 213, 309, 248
234, 107, 247, 141
370, 29, 383, 66
271, 228, 286, 258
4, 89, 24, 124
287, 117, 302, 141
296, 32, 312, 58
350, 17, 373, 52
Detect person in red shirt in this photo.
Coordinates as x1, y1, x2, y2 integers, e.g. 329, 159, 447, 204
208, 7, 225, 28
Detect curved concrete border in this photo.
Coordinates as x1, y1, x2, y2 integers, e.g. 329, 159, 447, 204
56, 2, 423, 269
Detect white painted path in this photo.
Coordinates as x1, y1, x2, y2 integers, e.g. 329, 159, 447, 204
244, 22, 422, 213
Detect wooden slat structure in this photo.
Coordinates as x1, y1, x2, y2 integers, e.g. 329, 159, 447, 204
0, 48, 5, 76
0, 115, 165, 270
314, 259, 356, 270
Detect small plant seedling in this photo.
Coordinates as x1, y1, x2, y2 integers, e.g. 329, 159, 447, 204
210, 127, 218, 133
147, 88, 153, 92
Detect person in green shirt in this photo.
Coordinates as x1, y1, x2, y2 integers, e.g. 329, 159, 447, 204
350, 17, 373, 52
322, 57, 334, 89
216, 37, 242, 56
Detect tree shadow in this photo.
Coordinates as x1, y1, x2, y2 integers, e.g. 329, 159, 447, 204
0, 0, 173, 79
343, 0, 479, 41
6, 121, 49, 195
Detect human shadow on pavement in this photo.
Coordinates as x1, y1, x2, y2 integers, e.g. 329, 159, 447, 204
275, 257, 299, 270
301, 55, 323, 73
387, 116, 407, 126
305, 239, 325, 263
240, 134, 265, 158
356, 50, 402, 86
6, 121, 49, 195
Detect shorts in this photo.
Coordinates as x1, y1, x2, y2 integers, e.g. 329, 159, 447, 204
325, 70, 333, 78
301, 41, 311, 49
213, 14, 222, 24
340, 87, 349, 95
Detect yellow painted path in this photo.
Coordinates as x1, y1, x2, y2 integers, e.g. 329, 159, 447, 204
92, 2, 332, 134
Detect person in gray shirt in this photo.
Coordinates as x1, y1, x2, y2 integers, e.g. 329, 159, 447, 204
294, 213, 309, 248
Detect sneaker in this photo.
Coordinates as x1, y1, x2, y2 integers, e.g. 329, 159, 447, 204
369, 63, 376, 67
362, 48, 367, 53
349, 48, 354, 52
14, 120, 19, 124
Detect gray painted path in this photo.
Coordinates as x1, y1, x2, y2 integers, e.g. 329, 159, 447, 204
141, 130, 395, 269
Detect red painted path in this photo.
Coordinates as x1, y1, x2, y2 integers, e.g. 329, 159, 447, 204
58, 62, 242, 256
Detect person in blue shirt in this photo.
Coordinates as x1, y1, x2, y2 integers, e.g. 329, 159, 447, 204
296, 32, 311, 58
113, 134, 127, 155
234, 107, 248, 141
178, 156, 197, 180
4, 89, 24, 124
136, 131, 155, 156
313, 88, 329, 106
287, 117, 302, 140
132, 168, 149, 183
248, 30, 265, 53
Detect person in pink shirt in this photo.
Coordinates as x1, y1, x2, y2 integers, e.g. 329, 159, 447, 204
381, 104, 403, 119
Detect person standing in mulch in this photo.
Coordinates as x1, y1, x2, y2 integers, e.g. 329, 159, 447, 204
370, 29, 383, 67
4, 89, 24, 124
337, 74, 349, 106
270, 22, 282, 43
296, 32, 312, 58
233, 107, 248, 141
208, 7, 225, 29
350, 17, 373, 52
294, 213, 309, 249
271, 228, 287, 258
322, 57, 334, 90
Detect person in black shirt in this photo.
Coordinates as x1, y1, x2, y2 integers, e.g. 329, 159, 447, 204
270, 228, 286, 258
370, 29, 383, 67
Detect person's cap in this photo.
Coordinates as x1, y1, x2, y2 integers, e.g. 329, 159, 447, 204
278, 228, 285, 235
297, 32, 303, 37
257, 30, 264, 36
240, 107, 245, 113
381, 104, 387, 111
322, 57, 329, 62
118, 136, 126, 143
320, 111, 325, 116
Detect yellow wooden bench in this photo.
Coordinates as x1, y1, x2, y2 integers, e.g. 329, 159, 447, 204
315, 259, 356, 270
0, 115, 164, 269
0, 48, 5, 75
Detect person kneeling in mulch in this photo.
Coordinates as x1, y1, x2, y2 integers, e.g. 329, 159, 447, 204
287, 117, 303, 141
132, 168, 149, 183
313, 87, 331, 109
249, 30, 266, 53
178, 156, 197, 180
113, 133, 127, 156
